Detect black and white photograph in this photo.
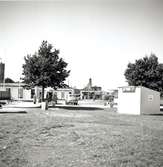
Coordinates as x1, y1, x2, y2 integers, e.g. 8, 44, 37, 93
0, 0, 163, 166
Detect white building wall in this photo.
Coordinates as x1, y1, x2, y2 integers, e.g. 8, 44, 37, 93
141, 87, 160, 114
23, 89, 32, 100
118, 87, 141, 115
118, 86, 160, 115
54, 89, 73, 100
10, 87, 19, 100
65, 92, 69, 100
57, 91, 62, 99
0, 83, 34, 101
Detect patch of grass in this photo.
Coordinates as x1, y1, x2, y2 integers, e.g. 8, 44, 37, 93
0, 109, 163, 166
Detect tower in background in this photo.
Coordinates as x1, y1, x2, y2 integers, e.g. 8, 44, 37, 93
0, 62, 5, 83
89, 78, 92, 87
88, 78, 92, 90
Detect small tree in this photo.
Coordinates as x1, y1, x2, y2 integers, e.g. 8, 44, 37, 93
22, 41, 70, 101
124, 54, 163, 94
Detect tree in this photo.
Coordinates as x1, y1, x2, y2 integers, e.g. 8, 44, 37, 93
22, 40, 70, 101
124, 54, 163, 94
5, 77, 15, 83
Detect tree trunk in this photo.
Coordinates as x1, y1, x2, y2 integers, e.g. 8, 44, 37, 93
42, 86, 44, 102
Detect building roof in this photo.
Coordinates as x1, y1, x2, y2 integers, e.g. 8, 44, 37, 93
0, 83, 26, 87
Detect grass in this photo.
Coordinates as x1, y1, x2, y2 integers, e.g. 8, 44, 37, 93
0, 108, 163, 167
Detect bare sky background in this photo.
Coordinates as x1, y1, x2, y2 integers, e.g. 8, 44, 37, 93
0, 0, 163, 90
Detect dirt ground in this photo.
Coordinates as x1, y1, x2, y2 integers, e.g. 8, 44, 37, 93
0, 108, 163, 167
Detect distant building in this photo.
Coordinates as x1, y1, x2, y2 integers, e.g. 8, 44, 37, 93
53, 88, 73, 100
53, 87, 80, 100
80, 78, 103, 100
0, 61, 40, 101
106, 89, 118, 98
0, 83, 35, 101
102, 89, 118, 105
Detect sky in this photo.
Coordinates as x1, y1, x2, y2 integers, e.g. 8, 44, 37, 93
0, 0, 163, 90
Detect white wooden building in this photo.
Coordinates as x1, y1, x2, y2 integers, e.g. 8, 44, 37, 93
0, 83, 34, 101
118, 86, 160, 115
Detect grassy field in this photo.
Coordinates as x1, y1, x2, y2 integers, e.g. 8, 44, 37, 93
0, 108, 163, 167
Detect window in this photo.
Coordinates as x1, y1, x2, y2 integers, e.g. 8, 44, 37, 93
31, 89, 35, 98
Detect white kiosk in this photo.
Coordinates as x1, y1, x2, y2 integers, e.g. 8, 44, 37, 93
118, 86, 160, 115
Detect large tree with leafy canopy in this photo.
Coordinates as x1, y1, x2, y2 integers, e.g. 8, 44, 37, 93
124, 54, 163, 95
22, 41, 70, 101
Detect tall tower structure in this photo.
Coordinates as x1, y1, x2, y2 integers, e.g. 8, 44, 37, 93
89, 78, 92, 88
88, 78, 92, 90
0, 62, 5, 83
